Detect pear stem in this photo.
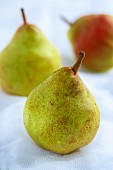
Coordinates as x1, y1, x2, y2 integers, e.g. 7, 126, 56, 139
21, 8, 27, 25
72, 51, 85, 74
60, 16, 72, 26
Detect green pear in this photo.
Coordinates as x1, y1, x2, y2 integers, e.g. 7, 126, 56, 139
23, 51, 100, 154
0, 9, 61, 96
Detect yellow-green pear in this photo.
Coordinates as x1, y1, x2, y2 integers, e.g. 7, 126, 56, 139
0, 9, 61, 96
23, 51, 100, 154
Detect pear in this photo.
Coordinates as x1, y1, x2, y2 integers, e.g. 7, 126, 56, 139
0, 9, 61, 96
61, 15, 113, 72
23, 51, 100, 154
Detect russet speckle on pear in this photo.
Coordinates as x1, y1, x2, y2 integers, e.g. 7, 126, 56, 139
23, 51, 100, 154
0, 9, 61, 96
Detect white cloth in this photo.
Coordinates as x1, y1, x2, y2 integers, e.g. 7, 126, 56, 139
0, 70, 113, 170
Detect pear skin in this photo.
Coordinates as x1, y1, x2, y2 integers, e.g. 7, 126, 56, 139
62, 14, 113, 72
23, 51, 100, 154
0, 9, 61, 96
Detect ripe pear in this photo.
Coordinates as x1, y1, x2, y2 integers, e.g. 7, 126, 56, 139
0, 9, 61, 96
62, 14, 113, 72
23, 51, 100, 154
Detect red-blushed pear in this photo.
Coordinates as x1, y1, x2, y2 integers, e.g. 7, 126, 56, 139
23, 51, 100, 154
61, 14, 113, 72
0, 9, 61, 96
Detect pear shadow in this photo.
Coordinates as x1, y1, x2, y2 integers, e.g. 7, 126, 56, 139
60, 148, 81, 157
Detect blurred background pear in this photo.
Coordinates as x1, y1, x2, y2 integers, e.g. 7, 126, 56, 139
0, 9, 61, 96
63, 14, 113, 72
